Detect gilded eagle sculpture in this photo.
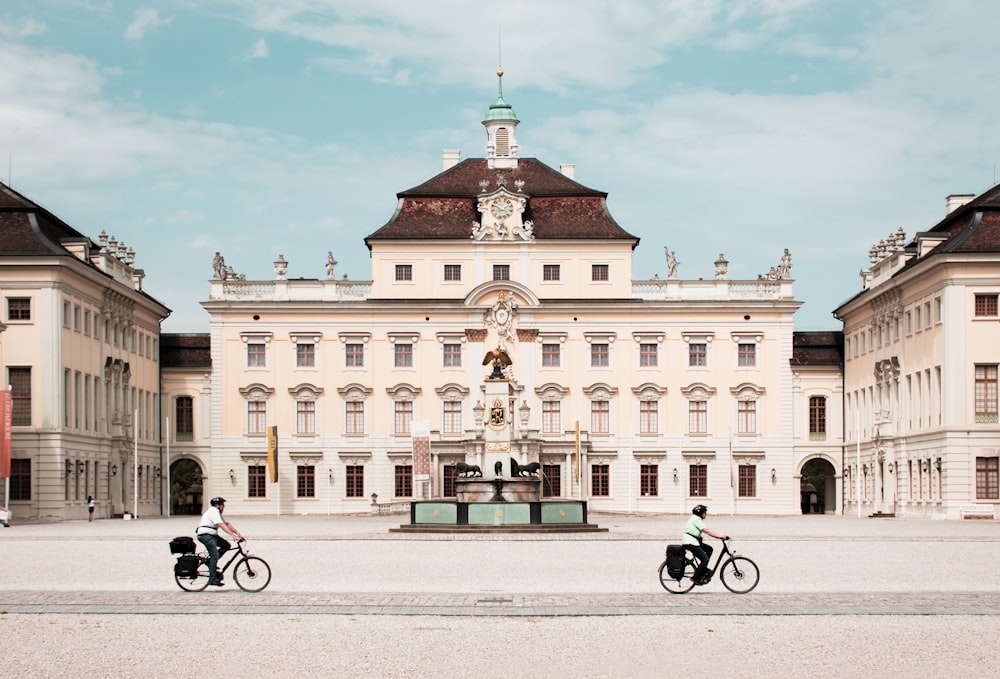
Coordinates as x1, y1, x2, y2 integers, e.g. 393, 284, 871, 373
483, 346, 513, 379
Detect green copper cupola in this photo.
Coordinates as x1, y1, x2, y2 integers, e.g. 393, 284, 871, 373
483, 68, 519, 169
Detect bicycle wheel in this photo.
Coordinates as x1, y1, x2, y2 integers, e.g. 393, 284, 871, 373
175, 559, 211, 592
233, 556, 272, 592
658, 558, 696, 594
719, 556, 760, 594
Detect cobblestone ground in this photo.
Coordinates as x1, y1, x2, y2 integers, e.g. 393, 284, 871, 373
1, 512, 998, 677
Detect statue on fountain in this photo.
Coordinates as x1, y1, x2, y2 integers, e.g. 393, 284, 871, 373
482, 345, 513, 380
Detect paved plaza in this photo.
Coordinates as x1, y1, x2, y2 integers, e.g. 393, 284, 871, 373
1, 512, 998, 677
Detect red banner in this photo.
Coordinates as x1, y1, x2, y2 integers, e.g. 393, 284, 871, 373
0, 390, 11, 479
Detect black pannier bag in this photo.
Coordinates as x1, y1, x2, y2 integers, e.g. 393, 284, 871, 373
666, 544, 687, 579
174, 555, 201, 578
169, 536, 196, 554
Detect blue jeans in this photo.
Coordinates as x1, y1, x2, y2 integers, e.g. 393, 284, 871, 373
197, 533, 231, 581
686, 542, 714, 581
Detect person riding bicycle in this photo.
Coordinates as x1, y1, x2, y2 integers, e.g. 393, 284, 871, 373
196, 497, 244, 587
683, 504, 728, 585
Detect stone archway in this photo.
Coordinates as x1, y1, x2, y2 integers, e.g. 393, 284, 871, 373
170, 458, 204, 515
800, 457, 837, 514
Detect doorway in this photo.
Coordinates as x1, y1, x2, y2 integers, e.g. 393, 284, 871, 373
800, 457, 836, 514
170, 458, 204, 515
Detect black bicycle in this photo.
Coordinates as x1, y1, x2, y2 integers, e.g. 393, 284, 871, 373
173, 538, 272, 592
658, 537, 759, 594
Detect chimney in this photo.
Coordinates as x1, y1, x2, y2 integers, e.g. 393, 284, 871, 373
945, 194, 975, 215
442, 149, 461, 171
559, 164, 575, 180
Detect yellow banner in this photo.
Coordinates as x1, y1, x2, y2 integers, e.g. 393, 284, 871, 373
267, 425, 278, 483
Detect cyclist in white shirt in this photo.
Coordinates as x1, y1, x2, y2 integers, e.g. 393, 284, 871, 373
196, 497, 244, 586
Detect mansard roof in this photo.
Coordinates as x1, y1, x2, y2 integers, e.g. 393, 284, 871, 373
0, 181, 99, 256
921, 183, 1000, 254
161, 333, 212, 369
365, 158, 638, 246
790, 331, 844, 367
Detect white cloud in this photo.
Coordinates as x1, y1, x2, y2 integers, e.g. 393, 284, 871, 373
248, 38, 269, 59
0, 17, 47, 37
123, 8, 171, 41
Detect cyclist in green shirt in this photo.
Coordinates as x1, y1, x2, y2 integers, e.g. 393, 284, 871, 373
682, 504, 728, 585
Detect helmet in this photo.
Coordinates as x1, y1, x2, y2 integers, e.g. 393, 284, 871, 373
692, 504, 708, 517
210, 497, 227, 507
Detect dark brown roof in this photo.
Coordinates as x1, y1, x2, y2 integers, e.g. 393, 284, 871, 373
365, 158, 637, 246
790, 331, 844, 367
919, 183, 1000, 254
160, 333, 212, 369
0, 182, 97, 256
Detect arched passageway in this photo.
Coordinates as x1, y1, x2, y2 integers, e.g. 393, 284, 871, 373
800, 458, 836, 514
170, 459, 204, 516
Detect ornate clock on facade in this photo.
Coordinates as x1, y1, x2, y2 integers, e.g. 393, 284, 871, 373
490, 197, 513, 220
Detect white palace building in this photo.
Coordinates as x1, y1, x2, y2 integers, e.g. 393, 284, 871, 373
2, 74, 997, 521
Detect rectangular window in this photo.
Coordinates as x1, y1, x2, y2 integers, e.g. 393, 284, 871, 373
395, 264, 413, 281
175, 396, 193, 441
809, 396, 827, 436
345, 401, 365, 434
590, 343, 609, 367
541, 343, 560, 367
590, 400, 609, 434
975, 365, 998, 423
7, 297, 31, 321
442, 343, 462, 367
10, 459, 30, 500
394, 343, 413, 368
640, 464, 658, 497
542, 464, 561, 497
738, 465, 757, 498
73, 305, 81, 331
492, 264, 510, 281
738, 400, 757, 434
297, 465, 316, 498
738, 343, 756, 367
345, 343, 364, 367
296, 343, 315, 367
394, 400, 413, 435
639, 343, 657, 367
443, 400, 462, 434
688, 401, 707, 434
542, 400, 561, 434
976, 457, 999, 500
9, 366, 31, 426
442, 465, 457, 498
443, 264, 462, 281
247, 343, 266, 368
689, 343, 707, 367
591, 464, 610, 497
591, 264, 609, 281
689, 464, 707, 497
639, 400, 658, 434
84, 310, 91, 335
247, 401, 267, 435
346, 465, 364, 498
394, 465, 413, 497
248, 465, 267, 498
296, 401, 316, 435
975, 294, 998, 317
543, 264, 561, 281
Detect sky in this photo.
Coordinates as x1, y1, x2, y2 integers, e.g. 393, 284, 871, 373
2, 0, 1000, 333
